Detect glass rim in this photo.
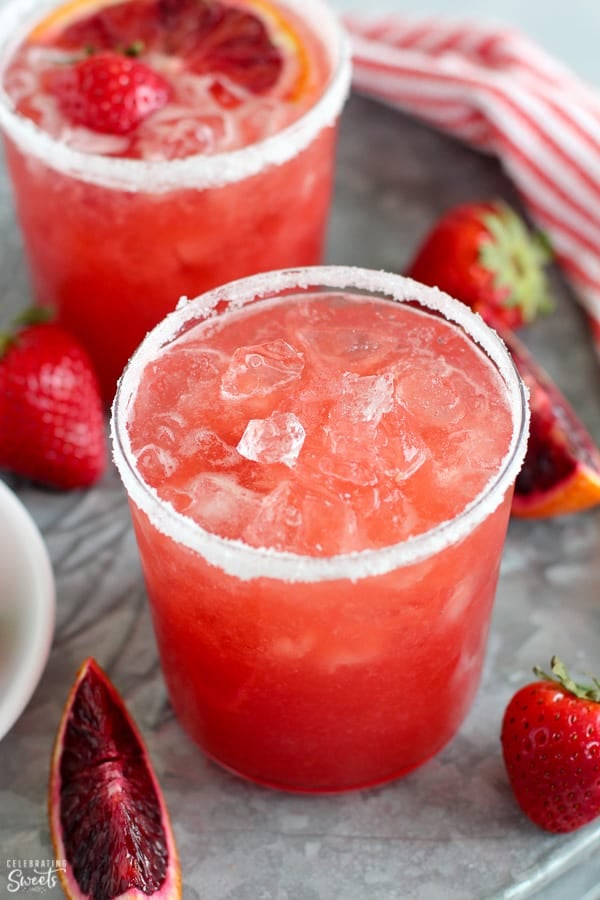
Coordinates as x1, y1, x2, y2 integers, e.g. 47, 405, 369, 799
0, 0, 351, 192
111, 265, 530, 584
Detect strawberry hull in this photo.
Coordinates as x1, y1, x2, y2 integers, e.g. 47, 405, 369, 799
2, 124, 338, 403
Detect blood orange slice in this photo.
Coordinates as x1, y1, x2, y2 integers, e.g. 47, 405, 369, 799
504, 329, 600, 518
48, 658, 181, 900
37, 0, 309, 98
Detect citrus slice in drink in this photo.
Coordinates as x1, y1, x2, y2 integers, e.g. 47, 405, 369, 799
48, 658, 181, 900
31, 0, 311, 99
505, 330, 600, 518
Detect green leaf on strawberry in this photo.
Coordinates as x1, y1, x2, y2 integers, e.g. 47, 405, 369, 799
407, 200, 554, 331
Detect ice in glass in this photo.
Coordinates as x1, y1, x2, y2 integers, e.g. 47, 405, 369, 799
111, 267, 529, 793
0, 0, 350, 401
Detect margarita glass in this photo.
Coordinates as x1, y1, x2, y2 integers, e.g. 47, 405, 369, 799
0, 0, 350, 403
111, 266, 529, 793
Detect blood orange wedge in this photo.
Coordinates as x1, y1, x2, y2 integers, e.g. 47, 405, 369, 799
48, 658, 181, 900
502, 329, 600, 518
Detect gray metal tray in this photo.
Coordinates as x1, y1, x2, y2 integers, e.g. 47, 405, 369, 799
2, 94, 600, 899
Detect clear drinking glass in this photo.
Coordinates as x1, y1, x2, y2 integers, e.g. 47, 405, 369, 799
0, 0, 351, 402
111, 266, 529, 793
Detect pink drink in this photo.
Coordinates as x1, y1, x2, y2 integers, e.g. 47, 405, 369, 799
112, 267, 529, 792
0, 0, 350, 402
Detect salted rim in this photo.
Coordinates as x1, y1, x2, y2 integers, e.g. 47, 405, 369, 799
0, 0, 351, 192
111, 266, 530, 584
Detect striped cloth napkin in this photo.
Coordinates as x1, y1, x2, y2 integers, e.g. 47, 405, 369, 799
344, 15, 600, 348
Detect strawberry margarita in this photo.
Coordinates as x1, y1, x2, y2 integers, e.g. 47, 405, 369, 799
112, 266, 529, 792
0, 0, 350, 402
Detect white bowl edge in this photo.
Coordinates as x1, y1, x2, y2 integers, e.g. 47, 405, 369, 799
0, 479, 55, 741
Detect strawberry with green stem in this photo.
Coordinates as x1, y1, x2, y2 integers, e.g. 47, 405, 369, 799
49, 50, 171, 135
501, 656, 600, 833
0, 309, 106, 489
407, 200, 553, 331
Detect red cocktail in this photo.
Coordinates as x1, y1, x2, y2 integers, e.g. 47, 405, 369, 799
0, 0, 349, 401
111, 266, 529, 792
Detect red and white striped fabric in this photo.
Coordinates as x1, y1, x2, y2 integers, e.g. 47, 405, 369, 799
344, 15, 600, 348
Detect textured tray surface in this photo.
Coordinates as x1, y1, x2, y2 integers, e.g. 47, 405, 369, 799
1, 94, 600, 900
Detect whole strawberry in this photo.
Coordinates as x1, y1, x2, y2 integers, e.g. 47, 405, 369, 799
0, 311, 106, 489
501, 657, 600, 833
50, 51, 171, 135
407, 200, 553, 331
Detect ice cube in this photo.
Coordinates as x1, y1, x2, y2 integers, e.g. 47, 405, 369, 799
237, 412, 305, 468
297, 326, 397, 373
65, 126, 131, 156
179, 427, 241, 467
3, 66, 37, 104
165, 473, 262, 539
297, 486, 360, 554
133, 82, 230, 159
319, 391, 430, 488
315, 374, 394, 486
173, 348, 230, 420
339, 371, 394, 425
243, 481, 300, 550
243, 479, 360, 555
318, 430, 378, 486
360, 484, 420, 546
135, 444, 178, 481
129, 411, 185, 472
394, 358, 486, 427
222, 340, 304, 399
377, 404, 431, 482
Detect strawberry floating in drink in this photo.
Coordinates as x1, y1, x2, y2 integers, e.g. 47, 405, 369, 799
0, 310, 106, 489
49, 658, 181, 899
49, 51, 171, 135
501, 657, 600, 834
407, 200, 553, 331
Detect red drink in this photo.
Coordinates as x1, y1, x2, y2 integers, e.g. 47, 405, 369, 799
112, 267, 529, 792
0, 0, 349, 401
